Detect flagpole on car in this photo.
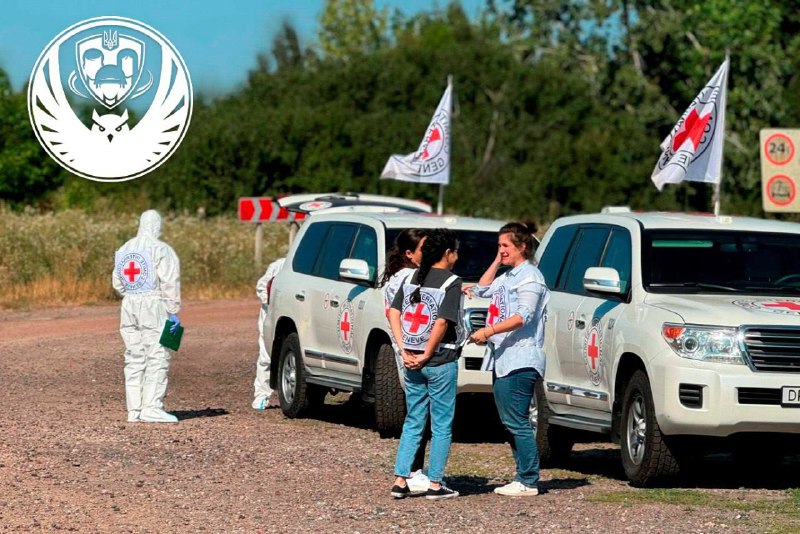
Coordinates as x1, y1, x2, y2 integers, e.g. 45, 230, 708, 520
437, 74, 453, 215
713, 51, 730, 216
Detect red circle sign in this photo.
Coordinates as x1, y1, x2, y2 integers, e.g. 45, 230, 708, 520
765, 133, 795, 166
766, 175, 796, 206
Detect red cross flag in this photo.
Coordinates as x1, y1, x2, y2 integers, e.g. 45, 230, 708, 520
651, 58, 729, 191
380, 82, 452, 185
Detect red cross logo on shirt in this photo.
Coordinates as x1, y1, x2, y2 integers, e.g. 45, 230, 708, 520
764, 301, 800, 311
587, 331, 599, 370
487, 301, 500, 326
123, 261, 141, 282
404, 303, 431, 334
340, 311, 351, 341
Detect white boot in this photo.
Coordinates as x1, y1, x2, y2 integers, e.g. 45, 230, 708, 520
127, 410, 141, 423
140, 408, 178, 423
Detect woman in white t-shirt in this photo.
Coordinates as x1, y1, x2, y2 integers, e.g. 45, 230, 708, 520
379, 229, 428, 493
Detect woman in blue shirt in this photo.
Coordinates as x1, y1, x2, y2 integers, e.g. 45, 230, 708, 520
469, 222, 549, 497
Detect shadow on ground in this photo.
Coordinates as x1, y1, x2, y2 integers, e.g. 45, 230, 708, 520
174, 408, 229, 421
552, 444, 800, 490
312, 392, 506, 443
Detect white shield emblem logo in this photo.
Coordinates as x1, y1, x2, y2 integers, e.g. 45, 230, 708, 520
28, 16, 192, 182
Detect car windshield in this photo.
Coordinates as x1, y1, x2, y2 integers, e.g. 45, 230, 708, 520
643, 229, 800, 294
385, 229, 501, 283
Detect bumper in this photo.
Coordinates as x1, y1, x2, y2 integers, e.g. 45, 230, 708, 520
651, 354, 800, 436
456, 355, 492, 393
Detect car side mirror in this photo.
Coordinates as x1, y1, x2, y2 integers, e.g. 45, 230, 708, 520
583, 267, 622, 294
339, 258, 373, 283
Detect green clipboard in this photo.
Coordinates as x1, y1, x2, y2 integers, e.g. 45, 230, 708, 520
159, 320, 184, 351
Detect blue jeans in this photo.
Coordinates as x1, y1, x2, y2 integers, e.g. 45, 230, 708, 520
493, 368, 541, 488
393, 360, 458, 483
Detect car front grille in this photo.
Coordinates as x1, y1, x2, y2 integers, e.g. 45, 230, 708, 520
465, 308, 487, 332
463, 357, 483, 371
740, 326, 800, 373
737, 387, 782, 405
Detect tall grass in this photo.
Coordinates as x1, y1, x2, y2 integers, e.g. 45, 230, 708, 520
0, 209, 289, 308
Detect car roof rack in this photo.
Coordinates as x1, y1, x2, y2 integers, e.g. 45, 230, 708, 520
278, 192, 432, 214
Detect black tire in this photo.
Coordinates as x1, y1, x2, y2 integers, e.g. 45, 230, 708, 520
277, 333, 325, 418
532, 380, 575, 466
620, 370, 679, 486
374, 343, 405, 437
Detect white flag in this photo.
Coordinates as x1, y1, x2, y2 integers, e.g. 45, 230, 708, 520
651, 59, 729, 191
381, 83, 452, 185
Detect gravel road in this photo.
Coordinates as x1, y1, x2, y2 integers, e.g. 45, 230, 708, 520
1, 299, 798, 533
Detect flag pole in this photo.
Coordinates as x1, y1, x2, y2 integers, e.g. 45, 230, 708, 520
713, 52, 730, 216
437, 74, 453, 215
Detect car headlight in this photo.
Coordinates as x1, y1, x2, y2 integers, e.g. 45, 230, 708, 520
661, 323, 745, 365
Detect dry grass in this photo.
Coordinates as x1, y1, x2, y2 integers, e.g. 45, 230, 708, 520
0, 210, 289, 309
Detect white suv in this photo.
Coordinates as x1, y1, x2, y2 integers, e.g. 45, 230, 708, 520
533, 210, 800, 485
264, 206, 503, 434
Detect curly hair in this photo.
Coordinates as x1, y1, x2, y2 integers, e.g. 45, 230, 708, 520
410, 228, 458, 304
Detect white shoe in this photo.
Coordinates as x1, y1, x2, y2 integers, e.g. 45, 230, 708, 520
140, 408, 179, 423
127, 410, 141, 423
252, 397, 269, 410
494, 481, 539, 497
406, 470, 430, 494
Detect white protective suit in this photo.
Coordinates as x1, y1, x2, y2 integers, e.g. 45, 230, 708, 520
112, 210, 181, 423
252, 257, 285, 409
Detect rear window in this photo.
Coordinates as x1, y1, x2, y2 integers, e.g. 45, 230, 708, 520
385, 229, 500, 282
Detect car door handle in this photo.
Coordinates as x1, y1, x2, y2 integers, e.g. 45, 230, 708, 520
295, 292, 305, 302
575, 319, 586, 330
330, 298, 340, 308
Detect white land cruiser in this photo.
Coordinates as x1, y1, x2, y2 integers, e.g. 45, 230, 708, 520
263, 198, 503, 434
533, 209, 800, 485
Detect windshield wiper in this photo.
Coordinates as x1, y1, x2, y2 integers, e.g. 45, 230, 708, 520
648, 282, 744, 292
744, 285, 800, 294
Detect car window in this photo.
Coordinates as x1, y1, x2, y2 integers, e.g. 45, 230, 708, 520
644, 230, 800, 294
384, 228, 500, 282
350, 225, 378, 281
293, 222, 331, 275
600, 228, 632, 293
314, 224, 359, 280
538, 224, 579, 289
562, 226, 611, 294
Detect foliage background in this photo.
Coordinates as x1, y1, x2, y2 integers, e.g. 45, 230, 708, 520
2, 0, 800, 305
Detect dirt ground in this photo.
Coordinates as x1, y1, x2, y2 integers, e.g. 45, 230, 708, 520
1, 299, 798, 533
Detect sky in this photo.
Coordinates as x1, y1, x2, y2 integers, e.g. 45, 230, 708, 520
0, 0, 486, 95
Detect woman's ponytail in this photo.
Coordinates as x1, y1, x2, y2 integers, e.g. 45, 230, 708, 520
410, 228, 458, 303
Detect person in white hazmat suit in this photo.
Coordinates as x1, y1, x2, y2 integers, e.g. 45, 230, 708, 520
112, 210, 182, 423
252, 257, 285, 410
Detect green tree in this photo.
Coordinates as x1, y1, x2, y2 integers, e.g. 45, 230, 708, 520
0, 68, 63, 206
318, 0, 390, 60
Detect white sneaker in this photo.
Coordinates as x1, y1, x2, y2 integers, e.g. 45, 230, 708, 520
127, 410, 141, 423
494, 481, 539, 497
406, 470, 430, 494
140, 408, 179, 423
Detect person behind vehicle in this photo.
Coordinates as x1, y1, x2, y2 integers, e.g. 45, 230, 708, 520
379, 229, 429, 494
468, 221, 549, 496
388, 228, 463, 500
253, 257, 286, 410
112, 210, 182, 424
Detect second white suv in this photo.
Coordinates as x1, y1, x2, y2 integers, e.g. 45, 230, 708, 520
533, 210, 800, 485
264, 208, 504, 434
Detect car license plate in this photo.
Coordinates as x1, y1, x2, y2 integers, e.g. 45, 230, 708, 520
781, 386, 800, 407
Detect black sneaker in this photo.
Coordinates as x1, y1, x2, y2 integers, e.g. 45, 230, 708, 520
391, 484, 410, 499
425, 484, 459, 500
